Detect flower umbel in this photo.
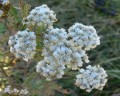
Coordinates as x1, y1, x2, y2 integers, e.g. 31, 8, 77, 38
8, 29, 36, 61
23, 4, 57, 27
3, 85, 29, 95
1, 0, 10, 5
36, 28, 68, 80
68, 23, 100, 50
6, 3, 108, 93
75, 65, 108, 92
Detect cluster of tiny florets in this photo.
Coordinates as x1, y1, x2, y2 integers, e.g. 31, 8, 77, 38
36, 28, 68, 80
3, 85, 29, 95
68, 23, 100, 50
66, 48, 89, 70
7, 3, 108, 93
1, 0, 10, 5
23, 4, 57, 27
43, 28, 72, 66
8, 29, 36, 61
75, 65, 108, 92
36, 27, 90, 81
36, 60, 65, 81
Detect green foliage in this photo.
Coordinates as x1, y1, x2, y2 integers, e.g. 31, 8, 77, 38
24, 73, 59, 96
0, 23, 6, 35
19, 1, 31, 18
7, 6, 22, 30
7, 1, 31, 31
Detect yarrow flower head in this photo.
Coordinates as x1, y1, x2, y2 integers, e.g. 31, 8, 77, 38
3, 85, 12, 94
19, 89, 29, 95
68, 23, 100, 50
0, 0, 10, 5
44, 28, 73, 65
36, 27, 90, 81
3, 85, 29, 95
44, 28, 89, 70
23, 4, 57, 27
44, 28, 68, 45
36, 60, 65, 81
65, 47, 89, 70
75, 65, 108, 92
8, 29, 36, 61
36, 28, 69, 80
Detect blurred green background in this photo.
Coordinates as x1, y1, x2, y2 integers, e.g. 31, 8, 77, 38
0, 0, 120, 96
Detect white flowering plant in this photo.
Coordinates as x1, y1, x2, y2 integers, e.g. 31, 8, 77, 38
0, 0, 109, 96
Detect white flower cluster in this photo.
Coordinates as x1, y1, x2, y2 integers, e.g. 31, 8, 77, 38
36, 28, 68, 80
36, 60, 65, 81
36, 27, 90, 80
8, 29, 36, 61
8, 3, 107, 92
75, 65, 108, 92
66, 48, 89, 70
3, 85, 29, 95
44, 28, 89, 70
23, 4, 57, 27
68, 23, 100, 50
1, 0, 10, 5
43, 28, 71, 66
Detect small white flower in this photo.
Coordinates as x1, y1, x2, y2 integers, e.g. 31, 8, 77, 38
12, 88, 19, 94
36, 28, 71, 80
3, 85, 11, 94
23, 4, 57, 27
36, 60, 65, 80
1, 0, 10, 5
8, 29, 36, 61
3, 85, 28, 95
20, 89, 29, 95
68, 23, 100, 50
75, 65, 108, 92
65, 46, 89, 70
